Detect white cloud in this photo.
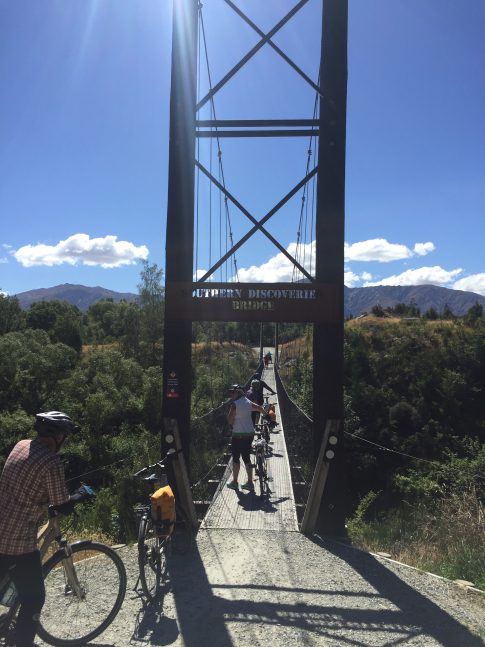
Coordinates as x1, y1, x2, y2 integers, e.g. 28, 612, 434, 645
453, 273, 485, 297
344, 271, 360, 287
344, 270, 374, 287
231, 238, 437, 283
413, 242, 435, 256
13, 234, 149, 268
0, 257, 8, 264
193, 269, 216, 281
364, 266, 463, 287
2, 244, 13, 250
344, 238, 435, 262
238, 241, 315, 282
345, 238, 412, 262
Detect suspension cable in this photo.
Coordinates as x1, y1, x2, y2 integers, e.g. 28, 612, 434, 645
199, 8, 239, 282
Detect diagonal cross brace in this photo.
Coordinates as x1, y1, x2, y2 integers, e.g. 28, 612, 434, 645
196, 0, 310, 112
223, 0, 322, 98
196, 161, 314, 282
196, 161, 318, 283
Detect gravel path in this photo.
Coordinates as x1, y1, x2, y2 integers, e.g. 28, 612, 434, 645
35, 529, 485, 647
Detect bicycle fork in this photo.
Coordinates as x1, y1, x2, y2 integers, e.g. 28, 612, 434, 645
59, 543, 85, 600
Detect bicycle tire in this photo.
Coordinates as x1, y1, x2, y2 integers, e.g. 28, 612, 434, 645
138, 515, 168, 600
38, 541, 126, 647
171, 503, 194, 554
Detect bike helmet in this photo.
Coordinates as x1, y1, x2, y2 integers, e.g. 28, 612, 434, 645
251, 379, 260, 388
35, 411, 80, 437
228, 384, 243, 394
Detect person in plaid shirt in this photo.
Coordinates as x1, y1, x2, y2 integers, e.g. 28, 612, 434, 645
0, 411, 89, 647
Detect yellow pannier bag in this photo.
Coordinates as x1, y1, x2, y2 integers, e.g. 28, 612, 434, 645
150, 485, 175, 536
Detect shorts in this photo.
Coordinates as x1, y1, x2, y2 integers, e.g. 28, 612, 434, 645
231, 436, 254, 465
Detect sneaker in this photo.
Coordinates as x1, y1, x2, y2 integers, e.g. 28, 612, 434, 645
226, 481, 239, 490
241, 481, 255, 490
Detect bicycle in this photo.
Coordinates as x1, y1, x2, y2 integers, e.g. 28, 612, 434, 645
252, 429, 271, 498
133, 451, 193, 600
0, 489, 127, 647
256, 416, 271, 454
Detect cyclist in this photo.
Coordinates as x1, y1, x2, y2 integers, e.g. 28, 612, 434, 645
0, 411, 92, 647
226, 385, 265, 491
245, 378, 276, 425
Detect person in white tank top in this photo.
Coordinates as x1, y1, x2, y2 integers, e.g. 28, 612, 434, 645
227, 385, 265, 490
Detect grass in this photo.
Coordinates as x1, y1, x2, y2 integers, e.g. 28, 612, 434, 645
347, 489, 485, 591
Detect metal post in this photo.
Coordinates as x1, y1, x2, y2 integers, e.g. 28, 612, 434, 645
275, 323, 279, 365
312, 0, 348, 535
259, 323, 264, 363
162, 0, 198, 465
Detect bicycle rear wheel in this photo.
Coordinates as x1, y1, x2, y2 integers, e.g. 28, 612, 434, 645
39, 541, 126, 647
138, 515, 168, 600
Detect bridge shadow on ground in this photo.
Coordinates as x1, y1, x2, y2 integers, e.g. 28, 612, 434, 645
313, 536, 484, 647
128, 529, 484, 647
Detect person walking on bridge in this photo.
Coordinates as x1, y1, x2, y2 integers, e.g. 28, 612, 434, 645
245, 378, 276, 425
226, 385, 265, 491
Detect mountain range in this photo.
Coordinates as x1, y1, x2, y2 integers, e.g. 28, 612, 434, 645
15, 284, 138, 311
13, 282, 485, 317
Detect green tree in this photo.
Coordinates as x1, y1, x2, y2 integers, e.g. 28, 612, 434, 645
0, 293, 25, 335
138, 261, 164, 366
26, 301, 82, 351
371, 303, 385, 317
0, 329, 77, 414
465, 301, 483, 326
441, 303, 455, 320
424, 307, 439, 320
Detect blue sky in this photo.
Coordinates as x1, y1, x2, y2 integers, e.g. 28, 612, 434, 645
1, 0, 484, 297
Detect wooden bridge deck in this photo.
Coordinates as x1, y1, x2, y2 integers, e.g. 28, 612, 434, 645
201, 363, 299, 532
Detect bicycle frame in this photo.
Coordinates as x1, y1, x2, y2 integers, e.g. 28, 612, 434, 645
0, 510, 84, 622
37, 510, 85, 599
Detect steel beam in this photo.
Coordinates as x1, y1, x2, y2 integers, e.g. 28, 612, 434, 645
197, 119, 319, 128
162, 0, 198, 464
313, 0, 348, 535
196, 129, 319, 138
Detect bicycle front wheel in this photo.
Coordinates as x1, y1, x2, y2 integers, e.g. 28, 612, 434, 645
256, 454, 266, 497
138, 515, 168, 599
39, 541, 127, 647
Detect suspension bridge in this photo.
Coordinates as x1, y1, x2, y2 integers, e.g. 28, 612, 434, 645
162, 0, 346, 537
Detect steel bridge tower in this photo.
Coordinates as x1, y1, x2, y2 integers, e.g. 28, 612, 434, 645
162, 0, 347, 534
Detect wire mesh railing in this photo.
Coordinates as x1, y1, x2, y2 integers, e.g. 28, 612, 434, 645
275, 365, 313, 511
190, 403, 231, 503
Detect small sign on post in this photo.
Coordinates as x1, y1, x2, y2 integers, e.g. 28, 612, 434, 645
167, 370, 180, 399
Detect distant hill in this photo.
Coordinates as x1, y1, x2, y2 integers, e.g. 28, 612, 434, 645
15, 284, 138, 311
344, 284, 485, 317
13, 282, 485, 316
